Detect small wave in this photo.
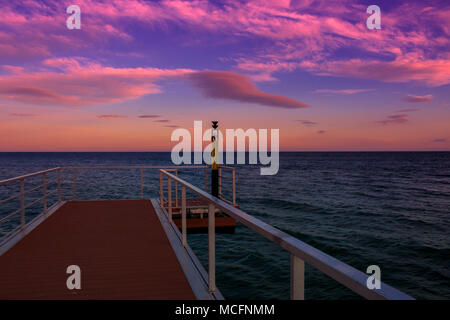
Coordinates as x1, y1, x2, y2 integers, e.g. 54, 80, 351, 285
250, 197, 331, 215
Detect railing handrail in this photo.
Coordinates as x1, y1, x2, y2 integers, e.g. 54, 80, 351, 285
0, 167, 60, 185
0, 165, 232, 186
159, 169, 414, 300
60, 165, 209, 170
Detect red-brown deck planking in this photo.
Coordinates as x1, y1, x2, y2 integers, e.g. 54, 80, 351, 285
0, 200, 196, 300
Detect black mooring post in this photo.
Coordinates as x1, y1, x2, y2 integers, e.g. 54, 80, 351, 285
211, 121, 219, 198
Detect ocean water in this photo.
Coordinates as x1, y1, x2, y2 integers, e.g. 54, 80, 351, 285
0, 152, 449, 300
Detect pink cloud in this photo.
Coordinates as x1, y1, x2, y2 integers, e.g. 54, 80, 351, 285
314, 89, 373, 95
97, 114, 127, 119
301, 59, 450, 86
397, 108, 419, 113
1, 0, 448, 87
0, 58, 307, 109
187, 71, 308, 109
1, 65, 24, 74
377, 114, 409, 125
296, 119, 317, 126
0, 59, 194, 107
404, 94, 433, 103
138, 115, 161, 118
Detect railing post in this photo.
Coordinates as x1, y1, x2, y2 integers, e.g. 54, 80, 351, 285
208, 203, 216, 292
57, 168, 61, 202
20, 179, 25, 229
140, 168, 144, 199
168, 178, 172, 222
159, 171, 163, 207
290, 254, 305, 300
73, 168, 77, 200
181, 186, 187, 247
232, 168, 236, 206
175, 169, 178, 208
43, 172, 47, 214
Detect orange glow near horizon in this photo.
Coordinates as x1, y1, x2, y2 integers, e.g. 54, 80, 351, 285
1, 107, 449, 152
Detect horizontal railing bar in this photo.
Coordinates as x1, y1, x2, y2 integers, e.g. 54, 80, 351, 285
46, 189, 58, 196
24, 183, 45, 195
0, 168, 60, 185
0, 208, 21, 224
23, 197, 42, 210
160, 169, 413, 300
218, 166, 235, 170
22, 179, 58, 196
60, 165, 208, 170
0, 166, 208, 186
0, 192, 21, 205
45, 178, 59, 186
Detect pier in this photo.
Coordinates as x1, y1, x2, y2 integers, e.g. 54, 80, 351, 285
0, 166, 414, 300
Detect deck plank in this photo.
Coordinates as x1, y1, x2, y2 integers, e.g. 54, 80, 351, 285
0, 200, 195, 299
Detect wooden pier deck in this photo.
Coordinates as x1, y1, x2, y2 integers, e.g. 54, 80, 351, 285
0, 200, 197, 299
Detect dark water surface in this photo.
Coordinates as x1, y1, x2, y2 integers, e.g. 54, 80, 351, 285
0, 152, 449, 299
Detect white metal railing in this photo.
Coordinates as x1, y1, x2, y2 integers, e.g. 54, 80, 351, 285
0, 165, 236, 242
0, 167, 61, 241
159, 169, 414, 300
159, 166, 236, 212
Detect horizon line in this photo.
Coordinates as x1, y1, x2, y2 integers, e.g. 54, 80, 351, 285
0, 150, 449, 153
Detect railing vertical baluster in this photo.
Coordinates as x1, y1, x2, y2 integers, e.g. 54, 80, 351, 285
20, 179, 25, 229
57, 168, 61, 202
168, 178, 172, 222
43, 172, 47, 214
140, 168, 144, 199
175, 169, 178, 208
159, 171, 163, 207
181, 186, 187, 247
208, 203, 216, 292
290, 254, 305, 300
232, 168, 236, 206
73, 168, 77, 200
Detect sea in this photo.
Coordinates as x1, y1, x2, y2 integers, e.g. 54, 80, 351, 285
0, 152, 449, 299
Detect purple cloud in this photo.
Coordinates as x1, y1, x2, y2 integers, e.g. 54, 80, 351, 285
10, 113, 36, 117
97, 114, 127, 119
404, 94, 433, 103
377, 114, 409, 125
396, 108, 419, 113
296, 119, 317, 126
138, 115, 160, 118
187, 71, 308, 109
314, 89, 373, 95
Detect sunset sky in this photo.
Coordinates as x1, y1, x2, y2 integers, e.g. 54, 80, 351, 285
0, 0, 449, 151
